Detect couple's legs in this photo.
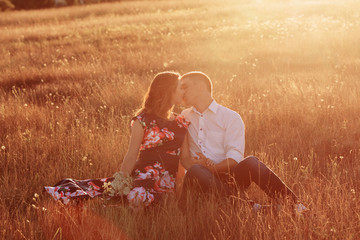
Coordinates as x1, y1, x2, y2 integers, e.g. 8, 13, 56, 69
182, 156, 297, 203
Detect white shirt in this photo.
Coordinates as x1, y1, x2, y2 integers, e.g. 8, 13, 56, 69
181, 100, 245, 164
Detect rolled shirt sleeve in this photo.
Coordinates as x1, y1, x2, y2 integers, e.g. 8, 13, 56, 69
224, 116, 245, 163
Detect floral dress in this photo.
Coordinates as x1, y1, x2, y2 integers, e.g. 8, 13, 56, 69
44, 112, 189, 207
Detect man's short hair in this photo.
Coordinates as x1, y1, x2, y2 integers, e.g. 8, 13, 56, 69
181, 71, 213, 93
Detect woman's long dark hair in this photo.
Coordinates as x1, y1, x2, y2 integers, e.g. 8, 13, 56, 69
136, 71, 180, 119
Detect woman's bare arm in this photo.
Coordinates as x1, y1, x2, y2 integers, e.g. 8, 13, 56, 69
120, 120, 144, 174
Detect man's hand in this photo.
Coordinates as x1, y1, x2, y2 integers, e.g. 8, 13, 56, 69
192, 152, 216, 172
191, 154, 206, 166
193, 152, 238, 174
196, 152, 215, 166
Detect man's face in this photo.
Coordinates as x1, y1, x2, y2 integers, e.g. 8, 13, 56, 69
180, 77, 199, 106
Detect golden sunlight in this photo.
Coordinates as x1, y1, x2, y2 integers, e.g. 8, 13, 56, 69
1, 0, 359, 239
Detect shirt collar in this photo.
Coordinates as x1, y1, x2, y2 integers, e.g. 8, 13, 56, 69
191, 99, 219, 114
208, 100, 219, 113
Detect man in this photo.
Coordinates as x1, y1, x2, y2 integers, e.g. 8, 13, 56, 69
179, 71, 306, 213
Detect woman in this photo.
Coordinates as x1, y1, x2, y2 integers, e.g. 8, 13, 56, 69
44, 71, 192, 207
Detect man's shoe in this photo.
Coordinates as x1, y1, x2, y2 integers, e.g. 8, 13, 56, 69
252, 203, 262, 213
294, 203, 308, 215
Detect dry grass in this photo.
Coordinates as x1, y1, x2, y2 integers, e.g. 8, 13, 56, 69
1, 0, 360, 239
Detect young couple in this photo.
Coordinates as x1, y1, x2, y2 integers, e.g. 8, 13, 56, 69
45, 71, 306, 212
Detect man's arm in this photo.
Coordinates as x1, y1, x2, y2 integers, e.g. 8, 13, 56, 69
224, 116, 245, 163
181, 135, 210, 170
181, 133, 195, 170
196, 114, 245, 173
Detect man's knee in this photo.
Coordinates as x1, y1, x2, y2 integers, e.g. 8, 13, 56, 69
242, 156, 259, 165
245, 156, 260, 162
184, 164, 220, 190
237, 156, 262, 173
186, 164, 209, 178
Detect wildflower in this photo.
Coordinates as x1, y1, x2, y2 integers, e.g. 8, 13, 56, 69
103, 171, 133, 197
1, 146, 5, 150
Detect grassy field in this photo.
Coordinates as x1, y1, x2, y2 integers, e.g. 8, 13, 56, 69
1, 0, 360, 239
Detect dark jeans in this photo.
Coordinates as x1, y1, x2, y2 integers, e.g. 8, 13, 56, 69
182, 156, 297, 203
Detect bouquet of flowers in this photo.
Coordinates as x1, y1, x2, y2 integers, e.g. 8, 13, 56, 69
103, 171, 133, 197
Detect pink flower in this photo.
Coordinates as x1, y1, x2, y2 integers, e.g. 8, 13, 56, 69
166, 150, 176, 155
88, 181, 100, 191
143, 126, 161, 146
45, 187, 60, 201
176, 115, 190, 129
162, 128, 175, 141
134, 171, 151, 180
62, 196, 70, 204
144, 166, 153, 171
159, 172, 175, 189
127, 187, 147, 207
127, 187, 155, 208
144, 192, 155, 207
153, 171, 175, 193
153, 162, 162, 169
151, 126, 160, 133
158, 131, 166, 139
166, 148, 180, 156
145, 166, 159, 178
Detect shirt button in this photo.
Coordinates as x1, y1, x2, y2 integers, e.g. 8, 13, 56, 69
200, 128, 202, 131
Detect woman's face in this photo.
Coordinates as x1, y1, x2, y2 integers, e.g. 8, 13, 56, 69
180, 77, 199, 107
172, 80, 183, 105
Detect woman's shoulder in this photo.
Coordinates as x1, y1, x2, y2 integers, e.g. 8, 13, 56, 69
132, 112, 148, 128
